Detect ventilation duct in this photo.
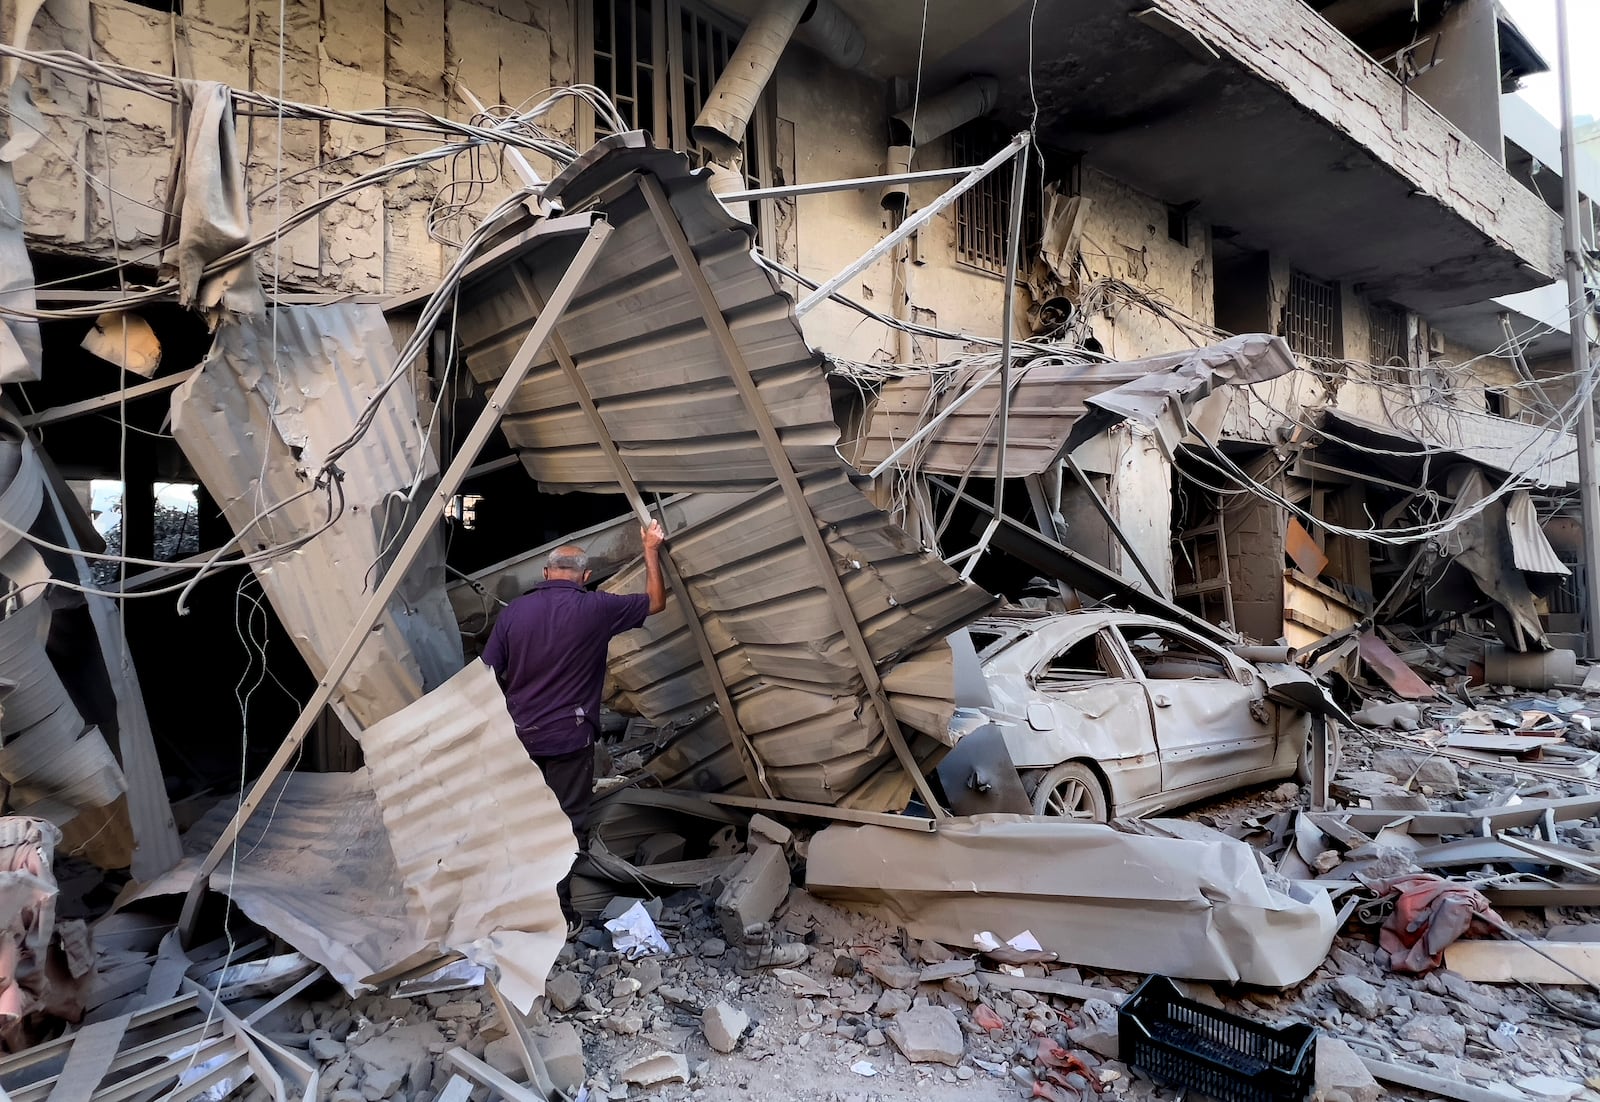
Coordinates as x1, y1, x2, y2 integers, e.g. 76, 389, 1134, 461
796, 0, 864, 70
881, 76, 1000, 210
692, 0, 811, 163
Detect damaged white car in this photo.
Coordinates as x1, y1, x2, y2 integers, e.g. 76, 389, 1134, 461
950, 610, 1340, 821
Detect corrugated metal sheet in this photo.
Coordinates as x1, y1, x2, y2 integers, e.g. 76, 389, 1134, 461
0, 422, 128, 844
857, 334, 1296, 477
133, 770, 423, 993
171, 305, 463, 729
452, 135, 840, 494
357, 660, 574, 1013
1505, 490, 1569, 576
601, 472, 993, 808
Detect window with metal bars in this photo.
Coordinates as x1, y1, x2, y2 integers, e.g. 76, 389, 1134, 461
582, 0, 778, 237
1281, 270, 1340, 359
951, 121, 1041, 276
1368, 302, 1407, 371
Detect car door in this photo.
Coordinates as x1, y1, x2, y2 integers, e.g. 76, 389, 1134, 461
1010, 626, 1161, 804
1109, 622, 1276, 795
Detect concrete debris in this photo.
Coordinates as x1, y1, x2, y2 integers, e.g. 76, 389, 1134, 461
885, 1005, 964, 1066
618, 1049, 689, 1087
1315, 1036, 1383, 1102
701, 1001, 749, 1053
716, 844, 791, 942
1398, 1014, 1468, 1056
1068, 998, 1120, 1060
1329, 974, 1384, 1020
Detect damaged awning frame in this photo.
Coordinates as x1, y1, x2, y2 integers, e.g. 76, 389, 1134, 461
174, 216, 615, 944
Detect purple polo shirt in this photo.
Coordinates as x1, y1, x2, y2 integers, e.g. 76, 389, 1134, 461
481, 580, 651, 756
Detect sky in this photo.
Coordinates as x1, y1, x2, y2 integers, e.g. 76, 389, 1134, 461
1500, 0, 1600, 126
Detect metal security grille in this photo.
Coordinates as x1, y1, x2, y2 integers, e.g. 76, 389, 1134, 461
952, 122, 1037, 275
1282, 271, 1339, 358
1368, 303, 1406, 370
591, 0, 661, 135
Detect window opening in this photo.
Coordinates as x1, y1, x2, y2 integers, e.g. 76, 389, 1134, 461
1166, 204, 1189, 246
1037, 633, 1114, 688
952, 120, 1040, 276
591, 0, 659, 135
154, 482, 201, 561
1485, 388, 1508, 418
1116, 627, 1231, 681
1368, 302, 1407, 371
1281, 270, 1340, 359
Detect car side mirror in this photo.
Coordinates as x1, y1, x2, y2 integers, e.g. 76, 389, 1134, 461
1027, 703, 1056, 731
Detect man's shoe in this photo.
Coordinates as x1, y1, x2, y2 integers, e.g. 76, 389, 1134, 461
737, 923, 810, 973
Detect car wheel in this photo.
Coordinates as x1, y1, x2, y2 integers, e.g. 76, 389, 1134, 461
1030, 762, 1109, 822
1296, 716, 1342, 786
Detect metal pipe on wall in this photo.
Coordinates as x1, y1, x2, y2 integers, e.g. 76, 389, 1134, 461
692, 0, 811, 163
795, 0, 864, 70
881, 77, 1000, 211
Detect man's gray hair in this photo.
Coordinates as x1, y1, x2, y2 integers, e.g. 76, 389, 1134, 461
547, 545, 588, 574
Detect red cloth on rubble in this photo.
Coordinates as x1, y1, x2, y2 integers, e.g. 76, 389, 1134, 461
1372, 874, 1504, 973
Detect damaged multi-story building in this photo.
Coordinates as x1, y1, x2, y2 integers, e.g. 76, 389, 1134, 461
0, 0, 1597, 904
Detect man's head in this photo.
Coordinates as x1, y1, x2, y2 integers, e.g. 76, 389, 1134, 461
545, 544, 591, 584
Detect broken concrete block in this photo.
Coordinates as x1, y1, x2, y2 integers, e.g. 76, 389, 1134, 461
1352, 701, 1422, 730
360, 1066, 403, 1101
698, 938, 727, 959
1371, 749, 1460, 792
748, 814, 792, 847
544, 972, 582, 1014
619, 1050, 688, 1087
434, 1001, 480, 1022
632, 958, 662, 996
1398, 1014, 1466, 1055
309, 1031, 345, 1062
864, 958, 919, 990
535, 1023, 584, 1094
1069, 998, 1120, 1060
715, 843, 790, 942
886, 1005, 964, 1066
1515, 1074, 1584, 1102
918, 959, 976, 983
942, 975, 980, 1002
1314, 1036, 1380, 1102
481, 1038, 527, 1080
635, 833, 686, 865
917, 940, 954, 965
701, 1001, 749, 1053
875, 989, 912, 1017
1330, 975, 1383, 1020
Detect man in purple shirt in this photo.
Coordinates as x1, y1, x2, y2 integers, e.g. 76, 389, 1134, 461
483, 521, 667, 930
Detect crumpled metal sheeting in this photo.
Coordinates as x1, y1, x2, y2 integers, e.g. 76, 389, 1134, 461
1505, 489, 1569, 576
857, 333, 1295, 477
452, 138, 840, 495
170, 305, 463, 729
132, 770, 424, 995
806, 815, 1340, 987
0, 164, 41, 384
604, 475, 989, 806
1436, 466, 1548, 650
0, 431, 127, 833
356, 660, 574, 1014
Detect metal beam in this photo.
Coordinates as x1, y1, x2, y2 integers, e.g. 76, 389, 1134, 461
506, 267, 773, 799
1063, 454, 1164, 596
796, 135, 1026, 317
175, 219, 615, 944
715, 165, 976, 203
640, 174, 948, 819
21, 367, 200, 428
695, 791, 937, 831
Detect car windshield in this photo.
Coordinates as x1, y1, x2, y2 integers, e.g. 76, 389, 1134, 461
1037, 633, 1113, 687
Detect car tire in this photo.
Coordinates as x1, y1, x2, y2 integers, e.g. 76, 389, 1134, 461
1030, 762, 1109, 822
1296, 716, 1342, 786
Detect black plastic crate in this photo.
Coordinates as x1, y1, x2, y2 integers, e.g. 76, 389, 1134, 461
1118, 975, 1318, 1102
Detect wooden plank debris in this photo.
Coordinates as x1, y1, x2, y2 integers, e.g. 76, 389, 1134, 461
1443, 940, 1600, 985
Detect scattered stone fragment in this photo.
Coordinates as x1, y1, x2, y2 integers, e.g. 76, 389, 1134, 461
1371, 749, 1460, 792
832, 955, 859, 978
1399, 1015, 1467, 1056
698, 938, 726, 959
482, 1037, 526, 1079
771, 968, 828, 997
864, 958, 919, 990
701, 1001, 749, 1053
942, 975, 980, 1002
611, 977, 641, 1000
1330, 975, 1383, 1020
1070, 998, 1120, 1060
1272, 782, 1299, 800
632, 958, 662, 996
918, 959, 976, 983
1010, 990, 1037, 1010
360, 1066, 402, 1102
1314, 1037, 1381, 1102
875, 989, 913, 1017
886, 1005, 964, 1066
619, 1050, 689, 1087
545, 972, 582, 1014
1516, 1075, 1584, 1102
535, 1023, 585, 1094
434, 1001, 480, 1022
309, 1031, 345, 1063
917, 941, 954, 965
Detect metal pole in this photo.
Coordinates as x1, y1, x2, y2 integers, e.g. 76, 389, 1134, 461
797, 135, 1026, 316
176, 219, 614, 943
1557, 0, 1600, 657
716, 165, 978, 203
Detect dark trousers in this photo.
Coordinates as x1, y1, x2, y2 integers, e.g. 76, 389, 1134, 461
531, 743, 595, 922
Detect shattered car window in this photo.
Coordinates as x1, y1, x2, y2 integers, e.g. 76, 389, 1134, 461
1118, 627, 1231, 681
1036, 633, 1114, 688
